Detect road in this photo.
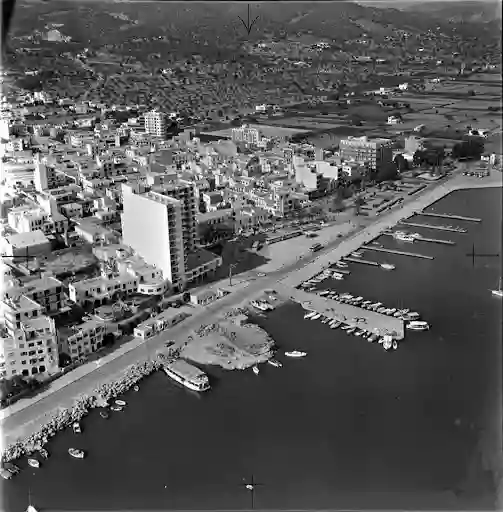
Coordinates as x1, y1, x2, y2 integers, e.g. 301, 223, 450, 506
2, 168, 500, 445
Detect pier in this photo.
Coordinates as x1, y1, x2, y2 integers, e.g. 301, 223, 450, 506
400, 221, 467, 233
279, 285, 405, 340
419, 212, 482, 223
381, 233, 455, 246
364, 246, 434, 260
342, 257, 380, 266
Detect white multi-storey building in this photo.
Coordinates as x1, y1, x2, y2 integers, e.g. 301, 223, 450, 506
144, 109, 168, 139
60, 320, 105, 361
0, 295, 59, 378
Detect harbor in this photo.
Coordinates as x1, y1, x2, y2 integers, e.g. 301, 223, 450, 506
278, 284, 405, 340
399, 221, 467, 233
419, 212, 482, 222
364, 246, 434, 260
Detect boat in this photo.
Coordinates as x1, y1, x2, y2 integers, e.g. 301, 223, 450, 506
26, 490, 38, 512
388, 308, 397, 314
354, 330, 364, 337
380, 263, 395, 270
383, 336, 393, 351
341, 325, 351, 331
68, 448, 85, 459
110, 405, 123, 412
406, 321, 430, 331
318, 290, 330, 297
351, 251, 363, 257
346, 327, 356, 335
268, 359, 282, 368
304, 311, 316, 319
38, 448, 49, 459
27, 459, 40, 469
285, 351, 307, 358
163, 359, 210, 392
321, 317, 330, 324
252, 365, 260, 375
0, 468, 12, 480
369, 334, 379, 343
311, 313, 321, 320
335, 261, 348, 268
100, 410, 109, 419
115, 399, 126, 406
404, 312, 420, 320
72, 422, 81, 434
4, 462, 20, 474
392, 340, 398, 350
394, 232, 416, 243
250, 300, 269, 312
491, 278, 503, 298
133, 385, 140, 392
393, 311, 402, 317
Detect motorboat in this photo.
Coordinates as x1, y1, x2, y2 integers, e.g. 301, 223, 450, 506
393, 311, 402, 317
404, 312, 420, 320
252, 365, 260, 375
285, 351, 307, 358
28, 459, 40, 469
392, 340, 398, 350
251, 300, 269, 312
4, 462, 20, 474
335, 261, 348, 268
351, 251, 363, 257
110, 405, 123, 412
354, 330, 364, 337
406, 321, 430, 331
319, 290, 331, 297
27, 506, 38, 512
380, 263, 395, 270
394, 232, 416, 243
68, 448, 85, 459
383, 336, 393, 351
268, 359, 282, 368
38, 449, 49, 459
377, 307, 387, 314
321, 317, 330, 324
388, 308, 397, 314
304, 311, 316, 319
346, 327, 356, 335
72, 422, 81, 434
100, 410, 109, 419
491, 278, 503, 298
133, 385, 140, 392
311, 313, 321, 320
115, 400, 126, 406
368, 334, 379, 343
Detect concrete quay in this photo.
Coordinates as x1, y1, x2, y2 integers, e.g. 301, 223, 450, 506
277, 284, 405, 340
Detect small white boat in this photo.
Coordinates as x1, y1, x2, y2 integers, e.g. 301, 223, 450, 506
381, 263, 395, 270
311, 313, 321, 320
68, 448, 85, 459
115, 399, 126, 406
321, 317, 330, 324
252, 365, 260, 375
110, 405, 123, 412
27, 459, 40, 469
285, 351, 307, 358
72, 422, 81, 434
406, 321, 430, 331
351, 251, 363, 257
268, 359, 282, 368
491, 278, 503, 297
133, 385, 140, 392
392, 340, 398, 350
27, 505, 38, 512
335, 261, 348, 268
383, 335, 393, 351
304, 311, 316, 319
251, 300, 269, 312
354, 330, 364, 337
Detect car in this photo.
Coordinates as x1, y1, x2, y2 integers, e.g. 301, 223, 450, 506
257, 272, 266, 277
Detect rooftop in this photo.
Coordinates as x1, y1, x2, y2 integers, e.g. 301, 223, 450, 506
5, 230, 50, 249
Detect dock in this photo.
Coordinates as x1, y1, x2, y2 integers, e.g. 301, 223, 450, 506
279, 285, 405, 340
400, 221, 467, 233
364, 246, 434, 260
381, 233, 455, 246
419, 212, 482, 223
342, 257, 380, 266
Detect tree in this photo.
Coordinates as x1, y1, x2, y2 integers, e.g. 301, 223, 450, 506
375, 161, 399, 182
452, 138, 484, 160
354, 196, 365, 216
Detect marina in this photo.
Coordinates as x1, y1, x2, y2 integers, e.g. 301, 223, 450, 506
399, 221, 467, 233
364, 246, 434, 260
279, 284, 405, 339
419, 212, 482, 223
342, 257, 380, 266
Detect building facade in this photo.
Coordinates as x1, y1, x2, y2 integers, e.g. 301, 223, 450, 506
339, 136, 393, 171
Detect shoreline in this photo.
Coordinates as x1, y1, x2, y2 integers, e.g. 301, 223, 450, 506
1, 171, 501, 455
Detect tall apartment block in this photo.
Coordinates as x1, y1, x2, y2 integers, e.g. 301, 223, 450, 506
121, 183, 188, 285
34, 154, 58, 191
0, 295, 59, 378
144, 109, 169, 139
231, 125, 260, 145
339, 136, 393, 171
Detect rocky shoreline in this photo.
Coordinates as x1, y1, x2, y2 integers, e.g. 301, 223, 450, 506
1, 359, 162, 464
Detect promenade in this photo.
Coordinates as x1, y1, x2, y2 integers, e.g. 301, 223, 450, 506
1, 170, 501, 447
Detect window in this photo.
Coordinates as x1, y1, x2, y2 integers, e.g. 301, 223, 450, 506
21, 360, 27, 365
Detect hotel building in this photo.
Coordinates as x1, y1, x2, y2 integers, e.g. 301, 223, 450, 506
339, 136, 393, 171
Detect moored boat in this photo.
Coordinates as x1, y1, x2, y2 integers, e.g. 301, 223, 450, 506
100, 410, 109, 419
38, 448, 49, 459
68, 448, 85, 459
163, 359, 210, 392
311, 313, 321, 320
304, 311, 316, 319
383, 335, 393, 351
133, 385, 140, 392
380, 263, 395, 270
110, 405, 123, 412
268, 359, 282, 368
491, 277, 503, 297
285, 350, 307, 358
252, 365, 260, 375
0, 468, 12, 480
27, 458, 40, 469
406, 321, 430, 331
72, 422, 81, 434
115, 399, 126, 406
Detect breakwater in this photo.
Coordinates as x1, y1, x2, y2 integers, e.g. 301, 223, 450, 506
1, 360, 162, 464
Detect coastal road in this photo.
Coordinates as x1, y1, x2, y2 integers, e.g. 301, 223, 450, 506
2, 170, 501, 445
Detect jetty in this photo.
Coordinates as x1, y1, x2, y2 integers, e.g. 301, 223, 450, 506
279, 285, 405, 340
381, 233, 455, 246
400, 221, 467, 233
342, 257, 380, 266
364, 246, 434, 260
419, 212, 482, 223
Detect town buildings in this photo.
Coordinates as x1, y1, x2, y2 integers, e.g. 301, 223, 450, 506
339, 136, 393, 171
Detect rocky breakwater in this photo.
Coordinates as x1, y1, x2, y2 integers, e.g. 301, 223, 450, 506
1, 360, 162, 464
